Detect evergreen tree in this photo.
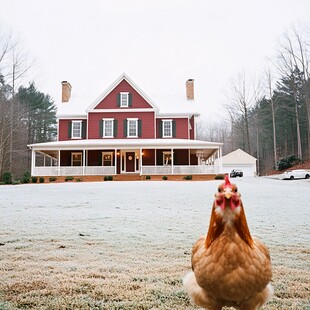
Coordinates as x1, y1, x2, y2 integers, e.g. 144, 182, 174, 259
275, 67, 307, 159
18, 82, 57, 144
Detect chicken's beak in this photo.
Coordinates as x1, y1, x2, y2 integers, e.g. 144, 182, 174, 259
223, 188, 233, 199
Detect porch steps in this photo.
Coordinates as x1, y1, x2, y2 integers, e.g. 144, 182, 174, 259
41, 174, 216, 183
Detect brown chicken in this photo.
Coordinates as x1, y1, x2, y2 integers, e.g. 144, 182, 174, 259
183, 175, 273, 310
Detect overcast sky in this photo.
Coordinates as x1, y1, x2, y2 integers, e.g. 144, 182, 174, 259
0, 0, 309, 118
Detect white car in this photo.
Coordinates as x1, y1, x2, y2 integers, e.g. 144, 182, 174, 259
282, 169, 310, 180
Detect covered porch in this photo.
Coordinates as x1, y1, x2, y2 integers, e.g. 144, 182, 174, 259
28, 139, 223, 177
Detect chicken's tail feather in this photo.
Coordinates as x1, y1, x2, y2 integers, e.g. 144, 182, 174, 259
183, 271, 220, 309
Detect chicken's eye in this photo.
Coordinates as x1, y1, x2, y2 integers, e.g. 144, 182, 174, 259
234, 188, 238, 193
218, 188, 222, 193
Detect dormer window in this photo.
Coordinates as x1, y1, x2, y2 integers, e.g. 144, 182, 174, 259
120, 92, 129, 107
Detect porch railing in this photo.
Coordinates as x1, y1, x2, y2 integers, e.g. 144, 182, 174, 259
141, 165, 220, 175
85, 166, 115, 175
33, 165, 220, 176
33, 166, 115, 176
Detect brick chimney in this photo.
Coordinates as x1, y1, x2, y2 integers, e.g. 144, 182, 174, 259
61, 81, 72, 102
186, 79, 194, 100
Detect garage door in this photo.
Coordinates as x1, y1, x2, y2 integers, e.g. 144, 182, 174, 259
223, 165, 256, 177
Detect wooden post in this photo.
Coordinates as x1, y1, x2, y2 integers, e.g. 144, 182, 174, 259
82, 150, 85, 175
115, 149, 117, 175
171, 148, 174, 174
31, 149, 35, 176
58, 150, 61, 176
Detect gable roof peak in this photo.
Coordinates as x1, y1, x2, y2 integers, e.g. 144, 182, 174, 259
86, 73, 159, 111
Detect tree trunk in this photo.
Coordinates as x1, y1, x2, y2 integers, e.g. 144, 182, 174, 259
293, 88, 302, 158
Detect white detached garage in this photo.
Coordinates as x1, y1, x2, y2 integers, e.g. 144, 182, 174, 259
218, 149, 257, 177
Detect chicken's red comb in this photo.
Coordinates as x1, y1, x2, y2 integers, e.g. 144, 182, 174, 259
224, 174, 231, 187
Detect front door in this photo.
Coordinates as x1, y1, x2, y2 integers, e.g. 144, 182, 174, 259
126, 152, 135, 172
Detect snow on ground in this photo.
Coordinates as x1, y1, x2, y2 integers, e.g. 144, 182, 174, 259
0, 177, 309, 309
1, 177, 309, 248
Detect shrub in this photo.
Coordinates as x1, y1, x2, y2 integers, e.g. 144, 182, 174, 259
31, 177, 38, 183
2, 172, 12, 184
75, 177, 83, 182
215, 174, 225, 180
183, 175, 192, 180
49, 177, 57, 182
162, 175, 168, 180
65, 176, 74, 182
22, 171, 31, 184
145, 175, 151, 180
39, 177, 45, 183
12, 180, 21, 185
104, 176, 113, 181
276, 155, 303, 171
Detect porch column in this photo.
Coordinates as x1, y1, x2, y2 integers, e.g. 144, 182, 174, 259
82, 149, 86, 175
58, 150, 61, 176
188, 149, 191, 165
140, 148, 142, 175
43, 155, 46, 167
219, 147, 223, 173
31, 149, 35, 176
171, 148, 174, 174
114, 149, 117, 175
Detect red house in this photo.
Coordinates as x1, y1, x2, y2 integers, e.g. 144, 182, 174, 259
28, 73, 223, 177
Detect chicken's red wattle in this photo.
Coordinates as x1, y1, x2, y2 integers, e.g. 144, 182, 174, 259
216, 195, 239, 210
230, 196, 240, 211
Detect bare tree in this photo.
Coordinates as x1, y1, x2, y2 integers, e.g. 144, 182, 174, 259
263, 67, 280, 167
196, 117, 231, 154
0, 34, 31, 178
225, 73, 260, 155
8, 48, 31, 174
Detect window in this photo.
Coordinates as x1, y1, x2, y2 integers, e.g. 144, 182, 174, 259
102, 119, 114, 137
102, 152, 113, 166
71, 152, 82, 166
127, 119, 138, 137
162, 120, 172, 137
163, 151, 172, 165
72, 121, 82, 139
120, 92, 129, 107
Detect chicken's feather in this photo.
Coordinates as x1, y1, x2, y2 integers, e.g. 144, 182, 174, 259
184, 178, 273, 310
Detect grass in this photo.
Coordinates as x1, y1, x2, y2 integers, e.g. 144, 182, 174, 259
0, 237, 309, 309
0, 180, 309, 309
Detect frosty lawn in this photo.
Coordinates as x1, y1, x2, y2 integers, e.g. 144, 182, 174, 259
0, 178, 309, 309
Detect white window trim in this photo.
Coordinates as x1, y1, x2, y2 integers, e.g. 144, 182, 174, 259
127, 118, 138, 138
102, 118, 114, 138
120, 92, 129, 107
71, 152, 82, 166
162, 119, 172, 138
102, 151, 113, 166
71, 120, 82, 139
